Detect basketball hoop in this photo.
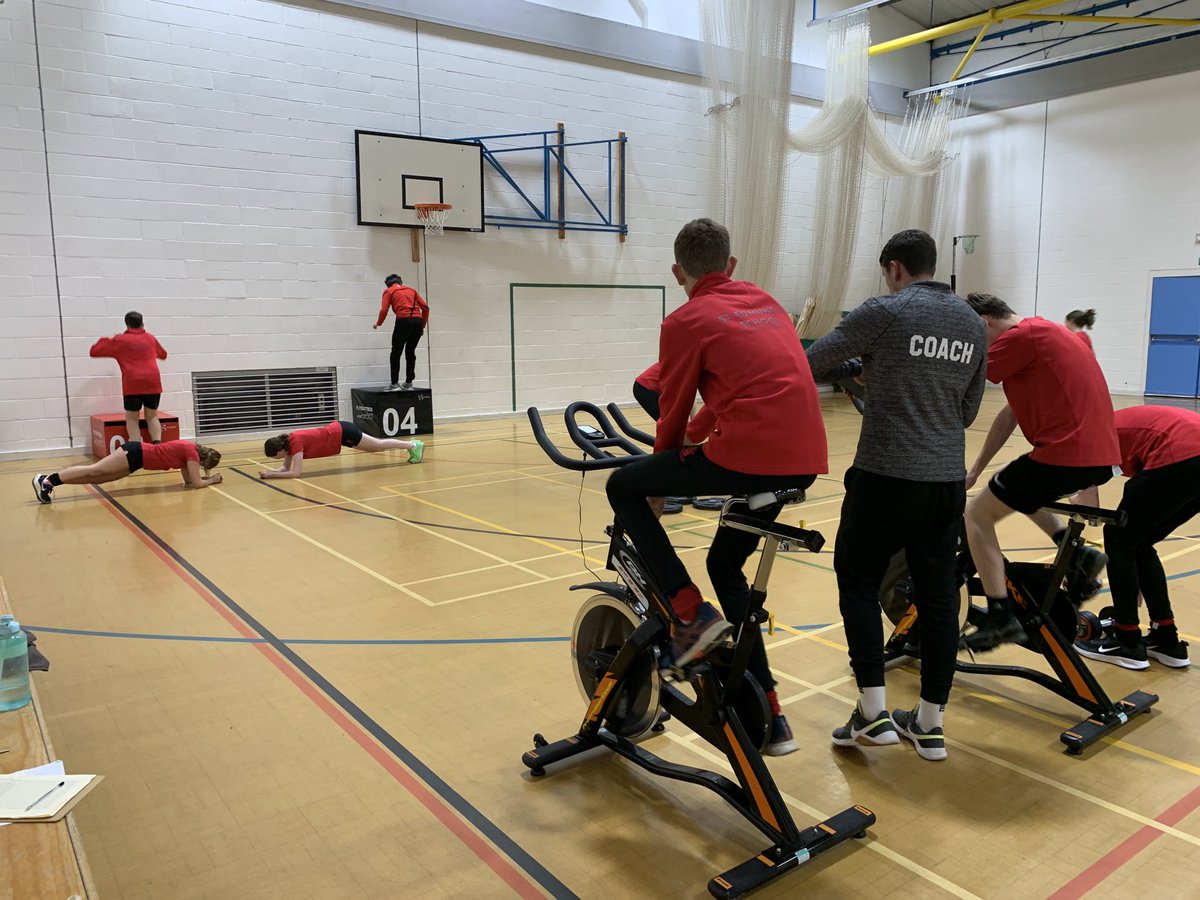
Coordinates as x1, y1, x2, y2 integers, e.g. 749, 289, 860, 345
414, 203, 452, 236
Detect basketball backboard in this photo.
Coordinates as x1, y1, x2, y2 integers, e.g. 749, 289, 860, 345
355, 130, 484, 232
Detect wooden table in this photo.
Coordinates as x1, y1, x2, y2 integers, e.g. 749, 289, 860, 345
0, 579, 95, 899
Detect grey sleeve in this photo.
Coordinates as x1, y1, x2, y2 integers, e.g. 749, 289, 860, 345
962, 351, 987, 427
805, 299, 894, 375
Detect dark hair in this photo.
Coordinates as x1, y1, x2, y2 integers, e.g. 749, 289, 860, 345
385, 274, 402, 287
879, 229, 937, 278
264, 434, 291, 457
673, 218, 731, 279
1066, 308, 1097, 329
196, 444, 221, 473
965, 292, 1016, 318
125, 311, 144, 329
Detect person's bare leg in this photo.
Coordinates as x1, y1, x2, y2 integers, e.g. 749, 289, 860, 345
1029, 508, 1066, 539
56, 452, 132, 485
125, 410, 143, 443
355, 434, 415, 452
964, 489, 1014, 599
145, 409, 162, 442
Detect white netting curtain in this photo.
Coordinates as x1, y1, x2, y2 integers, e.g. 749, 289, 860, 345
700, 3, 969, 338
701, 0, 796, 294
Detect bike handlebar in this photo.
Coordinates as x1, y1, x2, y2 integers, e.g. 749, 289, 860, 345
527, 403, 647, 471
605, 403, 656, 447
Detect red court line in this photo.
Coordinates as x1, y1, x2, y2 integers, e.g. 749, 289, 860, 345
88, 486, 547, 900
1047, 782, 1200, 899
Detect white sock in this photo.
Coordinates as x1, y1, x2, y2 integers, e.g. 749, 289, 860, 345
858, 687, 887, 719
916, 699, 945, 731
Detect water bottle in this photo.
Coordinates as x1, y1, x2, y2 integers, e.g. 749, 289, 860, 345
0, 615, 31, 711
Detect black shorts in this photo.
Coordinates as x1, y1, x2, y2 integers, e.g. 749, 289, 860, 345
123, 393, 161, 412
123, 441, 144, 473
989, 453, 1115, 514
338, 420, 363, 448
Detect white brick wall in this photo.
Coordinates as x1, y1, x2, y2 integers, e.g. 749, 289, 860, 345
1, 1, 71, 454
5, 0, 1194, 455
945, 69, 1200, 394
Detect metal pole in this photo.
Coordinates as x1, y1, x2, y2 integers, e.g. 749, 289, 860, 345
557, 122, 565, 240
618, 131, 626, 243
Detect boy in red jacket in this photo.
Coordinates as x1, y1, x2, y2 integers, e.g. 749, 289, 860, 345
606, 218, 828, 755
373, 274, 429, 390
90, 311, 168, 443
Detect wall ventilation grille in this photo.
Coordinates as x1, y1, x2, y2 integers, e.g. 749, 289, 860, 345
192, 367, 338, 436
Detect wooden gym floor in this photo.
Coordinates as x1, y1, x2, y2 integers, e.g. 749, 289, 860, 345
3, 388, 1199, 900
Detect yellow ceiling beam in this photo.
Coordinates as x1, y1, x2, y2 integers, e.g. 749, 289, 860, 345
869, 0, 1078, 56
1010, 12, 1200, 25
950, 22, 992, 81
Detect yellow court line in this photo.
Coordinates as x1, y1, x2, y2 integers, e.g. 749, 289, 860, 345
210, 487, 435, 606
296, 479, 552, 581
385, 474, 537, 497
661, 733, 984, 900
267, 494, 399, 514
432, 567, 600, 605
379, 463, 563, 491
783, 672, 1200, 850
396, 491, 609, 570
936, 681, 1200, 778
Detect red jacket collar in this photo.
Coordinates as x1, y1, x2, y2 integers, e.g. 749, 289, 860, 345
689, 271, 732, 299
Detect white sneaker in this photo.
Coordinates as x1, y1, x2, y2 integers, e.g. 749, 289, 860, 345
386, 383, 401, 392
400, 382, 413, 390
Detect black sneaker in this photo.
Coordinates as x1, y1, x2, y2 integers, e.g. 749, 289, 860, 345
32, 474, 53, 504
892, 707, 947, 761
1074, 635, 1149, 670
1145, 628, 1190, 668
831, 705, 900, 747
962, 607, 1025, 651
765, 715, 798, 756
669, 600, 733, 668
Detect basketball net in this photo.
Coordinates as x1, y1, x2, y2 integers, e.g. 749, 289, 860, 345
414, 203, 452, 237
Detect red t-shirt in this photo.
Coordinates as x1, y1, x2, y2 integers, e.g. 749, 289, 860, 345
635, 362, 660, 392
1075, 330, 1093, 350
1115, 405, 1200, 475
290, 422, 343, 459
90, 328, 167, 394
655, 273, 826, 475
140, 440, 199, 471
986, 317, 1118, 467
376, 284, 429, 327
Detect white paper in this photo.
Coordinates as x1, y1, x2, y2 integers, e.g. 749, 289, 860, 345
0, 760, 65, 827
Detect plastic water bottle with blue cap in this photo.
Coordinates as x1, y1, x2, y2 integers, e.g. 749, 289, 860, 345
0, 614, 31, 711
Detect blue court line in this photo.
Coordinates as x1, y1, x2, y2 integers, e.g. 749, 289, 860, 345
91, 484, 576, 900
22, 623, 833, 645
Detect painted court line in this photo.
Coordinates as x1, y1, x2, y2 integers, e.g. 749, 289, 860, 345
662, 733, 983, 900
88, 485, 572, 900
1048, 782, 1200, 899
212, 486, 436, 605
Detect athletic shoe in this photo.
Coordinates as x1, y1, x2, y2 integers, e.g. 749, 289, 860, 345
764, 715, 798, 756
831, 705, 900, 747
400, 382, 413, 390
386, 383, 401, 391
892, 707, 947, 761
669, 600, 733, 668
1145, 628, 1190, 668
1074, 635, 1149, 670
32, 474, 53, 504
407, 440, 424, 464
1073, 544, 1108, 582
962, 607, 1025, 651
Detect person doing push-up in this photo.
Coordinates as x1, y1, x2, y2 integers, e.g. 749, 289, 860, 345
260, 420, 423, 479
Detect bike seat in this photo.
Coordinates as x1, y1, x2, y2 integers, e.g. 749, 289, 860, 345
746, 488, 807, 511
1042, 501, 1127, 528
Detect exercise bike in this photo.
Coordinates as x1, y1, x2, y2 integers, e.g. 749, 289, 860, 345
523, 401, 875, 899
879, 502, 1158, 754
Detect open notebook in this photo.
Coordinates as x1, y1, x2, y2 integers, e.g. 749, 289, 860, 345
0, 773, 101, 821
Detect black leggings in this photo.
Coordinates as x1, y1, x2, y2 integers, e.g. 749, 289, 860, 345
605, 444, 815, 692
1105, 455, 1200, 628
835, 467, 965, 705
390, 318, 424, 384
632, 381, 660, 420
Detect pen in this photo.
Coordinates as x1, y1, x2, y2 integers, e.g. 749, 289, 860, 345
24, 780, 66, 812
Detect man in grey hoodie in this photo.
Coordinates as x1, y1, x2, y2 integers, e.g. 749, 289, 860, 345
807, 229, 986, 761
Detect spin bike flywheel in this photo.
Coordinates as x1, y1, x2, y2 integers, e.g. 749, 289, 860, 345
572, 594, 662, 739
